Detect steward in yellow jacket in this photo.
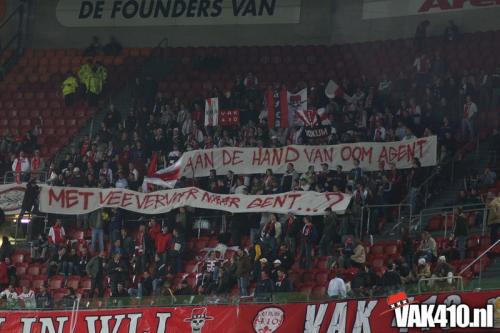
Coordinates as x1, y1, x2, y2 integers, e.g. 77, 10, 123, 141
62, 72, 78, 107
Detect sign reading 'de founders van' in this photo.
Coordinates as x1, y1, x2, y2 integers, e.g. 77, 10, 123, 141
55, 0, 301, 26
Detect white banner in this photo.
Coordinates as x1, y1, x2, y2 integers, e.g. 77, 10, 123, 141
39, 186, 351, 216
148, 136, 438, 180
55, 0, 302, 27
363, 0, 500, 20
0, 183, 26, 215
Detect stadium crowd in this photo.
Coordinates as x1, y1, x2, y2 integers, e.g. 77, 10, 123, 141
1, 28, 500, 309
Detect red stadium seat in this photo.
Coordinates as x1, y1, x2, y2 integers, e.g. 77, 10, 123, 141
311, 285, 326, 298
27, 264, 40, 276
16, 263, 28, 276
49, 275, 65, 290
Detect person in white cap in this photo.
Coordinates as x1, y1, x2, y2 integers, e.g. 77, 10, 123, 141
430, 256, 454, 289
416, 258, 431, 282
270, 259, 281, 281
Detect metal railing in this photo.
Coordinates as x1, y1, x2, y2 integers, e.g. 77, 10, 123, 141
3, 171, 48, 184
417, 275, 464, 293
418, 203, 487, 237
458, 239, 500, 287
363, 203, 412, 237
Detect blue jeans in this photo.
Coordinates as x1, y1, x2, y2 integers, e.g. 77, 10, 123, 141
91, 228, 104, 253
238, 276, 249, 296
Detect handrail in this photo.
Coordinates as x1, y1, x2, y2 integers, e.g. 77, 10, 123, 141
364, 203, 412, 236
3, 171, 48, 184
0, 5, 24, 30
417, 275, 463, 293
459, 239, 500, 276
419, 203, 487, 236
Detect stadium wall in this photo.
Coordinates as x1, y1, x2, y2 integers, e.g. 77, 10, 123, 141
25, 0, 500, 47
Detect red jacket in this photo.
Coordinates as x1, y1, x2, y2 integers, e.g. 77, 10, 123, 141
148, 225, 161, 242
0, 262, 8, 285
155, 233, 172, 254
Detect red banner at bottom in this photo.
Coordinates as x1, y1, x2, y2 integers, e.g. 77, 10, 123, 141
0, 291, 499, 333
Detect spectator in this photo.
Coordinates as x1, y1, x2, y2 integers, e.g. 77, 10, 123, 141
155, 225, 172, 266
299, 216, 316, 269
18, 286, 36, 309
381, 261, 402, 293
481, 167, 497, 189
11, 150, 30, 181
129, 270, 153, 298
327, 272, 347, 299
83, 36, 101, 56
36, 285, 52, 309
430, 256, 454, 289
235, 248, 251, 296
103, 36, 122, 56
86, 251, 106, 298
274, 267, 293, 293
441, 232, 459, 261
417, 231, 437, 262
30, 149, 45, 173
276, 244, 294, 271
48, 219, 66, 254
416, 258, 431, 281
0, 236, 13, 259
108, 253, 128, 295
112, 282, 129, 300
175, 279, 193, 296
3, 257, 15, 285
120, 228, 135, 259
168, 228, 184, 273
89, 209, 106, 253
0, 284, 18, 308
48, 247, 72, 277
444, 20, 459, 41
319, 208, 338, 256
255, 271, 274, 297
462, 95, 478, 141
77, 247, 90, 276
60, 288, 78, 308
415, 20, 430, 51
261, 214, 281, 258
283, 213, 300, 256
453, 207, 468, 260
281, 163, 298, 192
350, 239, 366, 268
0, 258, 9, 288
487, 193, 500, 244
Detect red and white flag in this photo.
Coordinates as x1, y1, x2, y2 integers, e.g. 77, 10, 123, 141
142, 155, 181, 190
204, 97, 219, 127
325, 80, 353, 102
287, 88, 308, 126
267, 86, 289, 128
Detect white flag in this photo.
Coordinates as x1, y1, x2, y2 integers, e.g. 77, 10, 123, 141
204, 97, 219, 127
287, 88, 308, 126
325, 80, 353, 102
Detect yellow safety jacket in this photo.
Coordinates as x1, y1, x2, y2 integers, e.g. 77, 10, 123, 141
78, 63, 92, 89
62, 76, 78, 96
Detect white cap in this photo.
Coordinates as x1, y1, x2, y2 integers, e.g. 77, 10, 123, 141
438, 256, 446, 262
418, 258, 426, 265
259, 258, 268, 263
273, 259, 282, 265
73, 167, 80, 172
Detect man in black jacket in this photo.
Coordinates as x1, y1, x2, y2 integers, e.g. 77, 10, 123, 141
255, 271, 274, 297
108, 253, 128, 295
274, 268, 293, 293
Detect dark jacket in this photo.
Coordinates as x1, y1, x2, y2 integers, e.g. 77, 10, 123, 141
255, 277, 274, 295
86, 256, 103, 278
274, 276, 293, 292
454, 214, 468, 237
235, 254, 252, 278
